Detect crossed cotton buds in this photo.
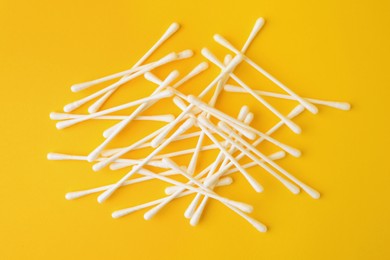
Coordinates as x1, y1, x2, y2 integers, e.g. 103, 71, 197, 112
49, 18, 350, 232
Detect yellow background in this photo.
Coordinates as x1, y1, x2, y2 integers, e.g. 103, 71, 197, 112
1, 0, 389, 259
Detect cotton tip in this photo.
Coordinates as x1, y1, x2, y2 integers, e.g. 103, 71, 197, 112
279, 144, 301, 158
196, 61, 209, 72
71, 82, 94, 93
189, 214, 201, 226
93, 160, 108, 172
254, 17, 265, 31
88, 97, 105, 113
144, 72, 161, 84
165, 70, 180, 82
228, 122, 257, 140
71, 84, 83, 93
87, 150, 100, 162
238, 105, 250, 121
100, 148, 121, 157
286, 120, 302, 134
289, 105, 305, 118
213, 34, 236, 52
302, 101, 319, 114
286, 182, 301, 195
112, 208, 136, 219
50, 112, 68, 120
144, 204, 163, 220
102, 120, 120, 136
112, 211, 125, 219
196, 114, 210, 126
201, 48, 220, 66
180, 117, 195, 131
184, 198, 199, 219
173, 96, 188, 111
328, 102, 351, 111
109, 162, 129, 170
97, 190, 112, 203
111, 210, 128, 218
164, 186, 177, 195
161, 157, 177, 169
213, 34, 226, 44
47, 153, 65, 160
250, 178, 264, 193
63, 103, 79, 113
56, 120, 76, 130
143, 210, 155, 221
228, 201, 253, 213
159, 89, 174, 98
244, 112, 254, 125
218, 177, 233, 186
268, 151, 286, 161
187, 95, 202, 106
304, 186, 321, 199
177, 49, 193, 59
159, 52, 178, 64
250, 218, 267, 232
65, 192, 86, 200
167, 22, 180, 34
224, 54, 233, 65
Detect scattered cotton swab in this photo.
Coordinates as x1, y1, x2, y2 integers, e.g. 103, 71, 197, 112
87, 23, 182, 113
201, 48, 302, 134
49, 18, 350, 233
50, 112, 175, 122
224, 85, 351, 111
56, 89, 174, 129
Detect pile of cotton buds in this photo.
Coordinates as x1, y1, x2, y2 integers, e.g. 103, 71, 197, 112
48, 18, 350, 232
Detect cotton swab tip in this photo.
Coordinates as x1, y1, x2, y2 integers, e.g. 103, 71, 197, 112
252, 219, 267, 232
111, 212, 122, 219
111, 211, 124, 219
144, 72, 159, 83
268, 151, 286, 161
307, 189, 321, 199
213, 34, 225, 44
50, 112, 66, 120
330, 102, 351, 111
167, 70, 180, 81
173, 96, 187, 111
177, 49, 194, 59
47, 153, 64, 160
71, 83, 91, 93
159, 52, 178, 64
224, 54, 233, 65
254, 17, 265, 30
180, 117, 196, 131
196, 61, 209, 71
229, 201, 253, 213
168, 22, 180, 34
160, 89, 174, 98
63, 103, 78, 113
97, 191, 111, 204
56, 120, 75, 130
112, 208, 137, 219
280, 145, 301, 158
238, 105, 250, 120
65, 192, 82, 200
286, 120, 302, 134
92, 161, 106, 172
187, 95, 201, 106
201, 48, 218, 63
